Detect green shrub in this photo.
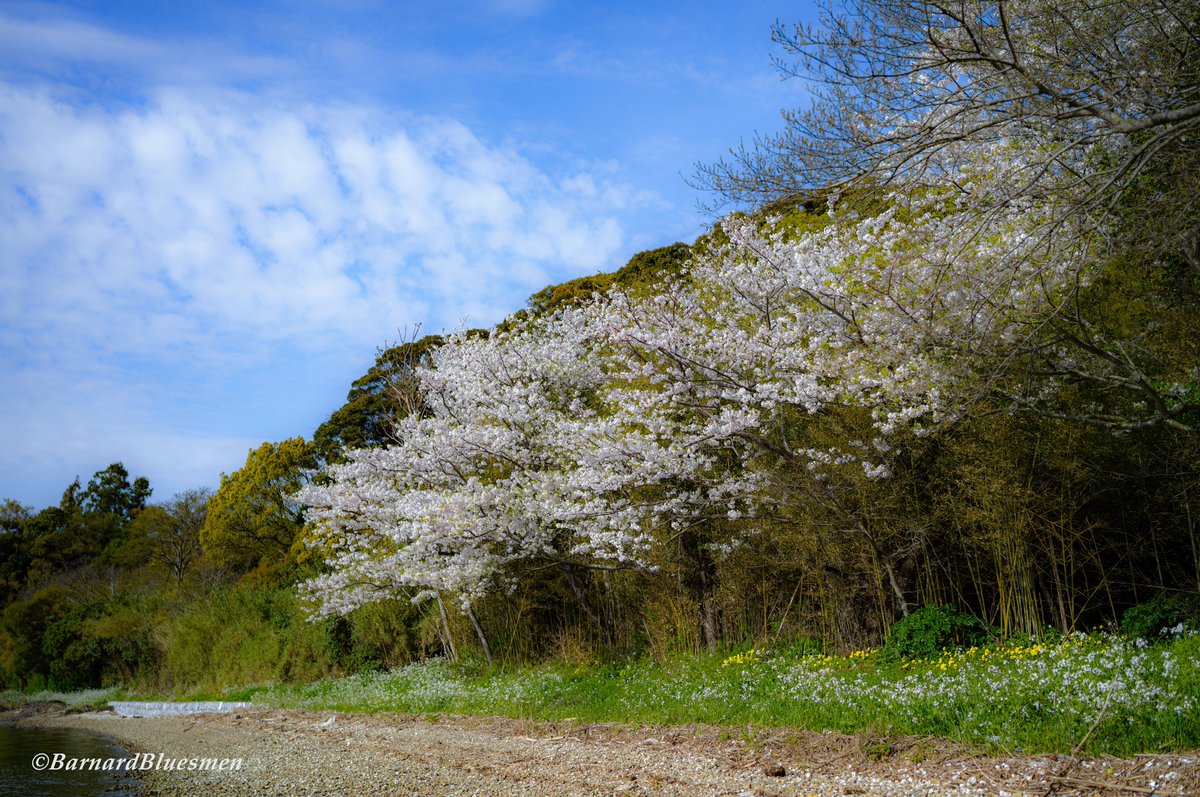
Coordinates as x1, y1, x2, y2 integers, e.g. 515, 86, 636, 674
881, 604, 991, 662
161, 584, 332, 692
1121, 593, 1197, 640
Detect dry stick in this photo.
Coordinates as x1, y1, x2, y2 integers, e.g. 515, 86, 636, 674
771, 575, 805, 644
1068, 685, 1114, 759
1051, 775, 1184, 796
1041, 683, 1115, 797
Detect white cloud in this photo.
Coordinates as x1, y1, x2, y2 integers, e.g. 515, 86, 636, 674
0, 13, 292, 86
1, 82, 630, 346
0, 80, 643, 506
0, 14, 162, 67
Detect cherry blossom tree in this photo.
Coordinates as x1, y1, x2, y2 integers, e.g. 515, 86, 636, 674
608, 187, 1089, 477
298, 307, 760, 625
301, 2, 1197, 633
696, 0, 1200, 434
699, 1, 1199, 222
300, 158, 1087, 626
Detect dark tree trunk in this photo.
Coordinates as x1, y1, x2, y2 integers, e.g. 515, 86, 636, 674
681, 530, 720, 649
561, 564, 611, 642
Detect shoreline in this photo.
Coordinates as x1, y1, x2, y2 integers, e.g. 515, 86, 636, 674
2, 703, 142, 795
8, 702, 1199, 796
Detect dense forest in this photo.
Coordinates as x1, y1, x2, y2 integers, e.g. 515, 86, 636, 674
3, 0, 1199, 693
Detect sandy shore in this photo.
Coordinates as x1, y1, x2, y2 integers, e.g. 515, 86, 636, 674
8, 704, 1199, 796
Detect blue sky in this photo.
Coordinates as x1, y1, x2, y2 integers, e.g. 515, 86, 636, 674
0, 0, 815, 510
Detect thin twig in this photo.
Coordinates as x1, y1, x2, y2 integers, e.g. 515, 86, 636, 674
1051, 774, 1184, 796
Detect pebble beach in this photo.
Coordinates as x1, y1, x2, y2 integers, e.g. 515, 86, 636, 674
5, 703, 1198, 796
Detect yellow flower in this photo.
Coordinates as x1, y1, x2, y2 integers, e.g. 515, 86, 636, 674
721, 648, 760, 668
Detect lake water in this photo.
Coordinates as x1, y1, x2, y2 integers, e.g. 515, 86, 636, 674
0, 726, 138, 796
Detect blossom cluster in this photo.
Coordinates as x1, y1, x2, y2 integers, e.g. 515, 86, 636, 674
299, 150, 1091, 614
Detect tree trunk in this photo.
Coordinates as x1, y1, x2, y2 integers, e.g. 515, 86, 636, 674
881, 558, 911, 618
699, 568, 719, 648
562, 564, 608, 641
465, 604, 493, 668
435, 594, 458, 663
681, 530, 720, 649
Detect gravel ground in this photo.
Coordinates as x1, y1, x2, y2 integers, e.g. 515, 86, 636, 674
9, 704, 1199, 796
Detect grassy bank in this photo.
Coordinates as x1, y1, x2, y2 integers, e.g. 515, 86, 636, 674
0, 686, 123, 711
9, 631, 1197, 757
243, 631, 1199, 756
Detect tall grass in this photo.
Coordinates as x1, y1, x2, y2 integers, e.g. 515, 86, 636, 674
157, 585, 331, 695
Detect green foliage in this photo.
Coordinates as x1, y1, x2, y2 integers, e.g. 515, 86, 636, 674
1, 586, 72, 687
3, 592, 161, 691
81, 463, 151, 521
120, 489, 210, 582
0, 500, 30, 534
1122, 593, 1199, 640
160, 584, 332, 692
41, 603, 103, 690
325, 600, 423, 674
0, 521, 30, 609
611, 242, 691, 291
201, 438, 316, 574
85, 597, 161, 683
515, 242, 692, 325
526, 273, 616, 317
881, 605, 992, 663
313, 335, 444, 463
24, 505, 112, 577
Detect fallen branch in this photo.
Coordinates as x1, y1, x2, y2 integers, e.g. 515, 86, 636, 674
1051, 774, 1184, 796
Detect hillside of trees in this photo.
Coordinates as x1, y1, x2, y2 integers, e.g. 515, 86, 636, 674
3, 0, 1199, 692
